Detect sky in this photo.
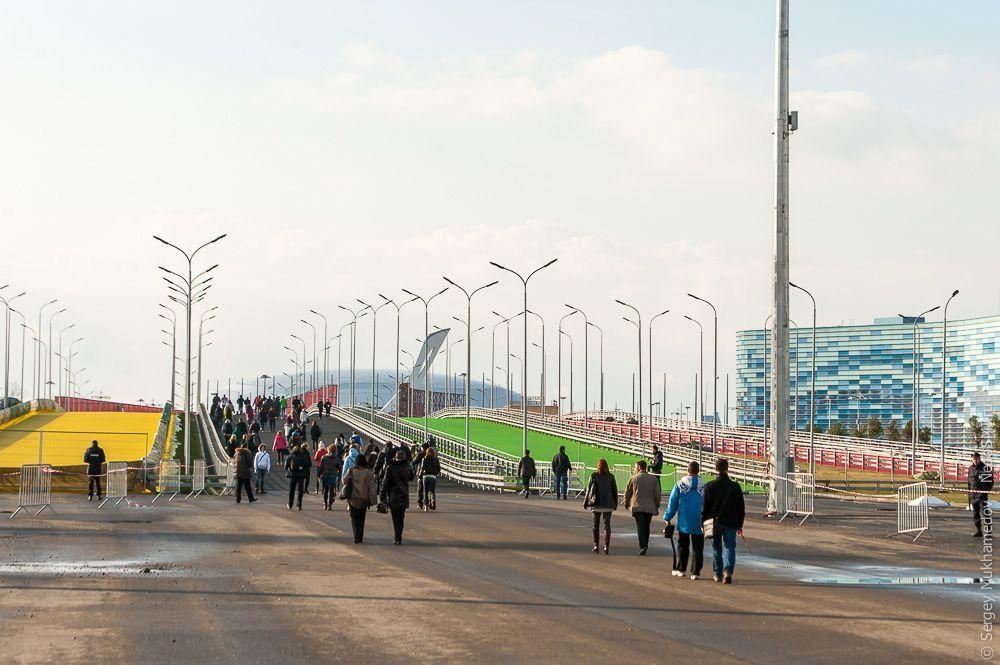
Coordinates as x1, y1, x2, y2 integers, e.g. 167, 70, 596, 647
1, 1, 998, 412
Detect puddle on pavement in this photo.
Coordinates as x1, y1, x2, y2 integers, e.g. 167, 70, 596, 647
0, 560, 181, 577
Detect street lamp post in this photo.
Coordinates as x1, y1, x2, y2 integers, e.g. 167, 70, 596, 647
511, 309, 544, 420
309, 310, 328, 404
400, 287, 449, 442
898, 305, 941, 470
492, 311, 512, 409
290, 334, 308, 401
197, 307, 218, 408
357, 298, 394, 421
648, 308, 670, 444
378, 294, 418, 432
12, 312, 28, 402
35, 300, 57, 400
940, 289, 959, 482
558, 311, 578, 420
566, 304, 592, 429
587, 322, 604, 411
621, 316, 644, 454
300, 318, 317, 396
682, 315, 703, 424
0, 291, 26, 406
490, 259, 558, 455
443, 276, 497, 459
336, 306, 367, 410
789, 282, 817, 474
154, 233, 226, 473
688, 293, 718, 454
46, 308, 67, 399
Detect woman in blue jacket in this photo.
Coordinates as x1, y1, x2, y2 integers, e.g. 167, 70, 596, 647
663, 461, 705, 580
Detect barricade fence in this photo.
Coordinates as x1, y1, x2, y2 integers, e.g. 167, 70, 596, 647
99, 461, 129, 508
779, 472, 815, 525
11, 464, 53, 517
897, 481, 929, 542
219, 460, 236, 496
153, 460, 181, 502
187, 459, 206, 499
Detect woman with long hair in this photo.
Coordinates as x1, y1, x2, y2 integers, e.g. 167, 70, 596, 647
344, 453, 378, 543
583, 458, 619, 554
418, 447, 441, 511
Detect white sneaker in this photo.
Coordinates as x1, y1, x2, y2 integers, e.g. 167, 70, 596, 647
671, 570, 683, 577
690, 574, 699, 580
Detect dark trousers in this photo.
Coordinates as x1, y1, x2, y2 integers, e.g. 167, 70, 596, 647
521, 476, 532, 496
288, 477, 305, 508
973, 495, 989, 534
390, 507, 406, 543
349, 505, 367, 542
322, 474, 338, 506
677, 532, 705, 575
416, 476, 424, 507
591, 511, 612, 532
88, 476, 102, 498
235, 477, 255, 503
633, 512, 653, 550
423, 475, 437, 508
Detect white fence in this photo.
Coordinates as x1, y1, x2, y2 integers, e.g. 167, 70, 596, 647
612, 464, 632, 495
153, 459, 181, 502
897, 481, 929, 542
219, 460, 236, 496
187, 459, 206, 499
779, 472, 815, 525
99, 461, 129, 509
11, 464, 53, 518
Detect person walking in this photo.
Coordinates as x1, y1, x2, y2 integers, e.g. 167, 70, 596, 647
343, 454, 378, 543
970, 452, 993, 538
663, 461, 705, 579
551, 445, 572, 500
319, 446, 343, 510
312, 442, 327, 494
273, 430, 288, 465
83, 440, 106, 501
381, 449, 415, 544
418, 447, 441, 511
624, 460, 662, 556
650, 445, 664, 477
310, 419, 323, 447
517, 449, 537, 498
285, 445, 311, 510
701, 458, 746, 584
254, 443, 271, 494
233, 443, 257, 504
584, 458, 618, 554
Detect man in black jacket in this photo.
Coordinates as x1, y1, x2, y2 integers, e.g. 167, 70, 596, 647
84, 440, 106, 501
551, 446, 572, 500
518, 450, 536, 498
970, 452, 992, 538
701, 458, 745, 584
650, 445, 664, 476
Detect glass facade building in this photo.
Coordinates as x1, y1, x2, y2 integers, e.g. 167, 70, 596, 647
736, 314, 1000, 444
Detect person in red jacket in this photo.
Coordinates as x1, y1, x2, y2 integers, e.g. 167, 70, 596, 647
312, 442, 327, 494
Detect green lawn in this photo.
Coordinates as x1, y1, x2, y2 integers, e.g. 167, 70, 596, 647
404, 416, 679, 490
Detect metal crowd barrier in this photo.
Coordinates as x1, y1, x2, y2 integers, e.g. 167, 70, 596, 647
153, 460, 181, 503
219, 460, 236, 496
187, 459, 206, 499
778, 472, 815, 525
897, 481, 929, 542
99, 461, 129, 509
11, 464, 53, 518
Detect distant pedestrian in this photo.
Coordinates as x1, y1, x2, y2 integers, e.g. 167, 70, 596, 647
273, 431, 288, 465
319, 446, 342, 510
664, 461, 705, 579
418, 447, 440, 511
701, 458, 746, 584
233, 444, 257, 504
285, 445, 311, 510
624, 460, 661, 555
650, 445, 664, 477
83, 440, 106, 501
313, 442, 327, 493
584, 458, 618, 554
381, 449, 415, 545
325, 401, 332, 417
970, 452, 993, 538
517, 450, 537, 498
343, 454, 378, 543
254, 443, 271, 494
551, 445, 571, 500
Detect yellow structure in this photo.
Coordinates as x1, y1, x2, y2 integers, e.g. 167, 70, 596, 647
0, 411, 167, 467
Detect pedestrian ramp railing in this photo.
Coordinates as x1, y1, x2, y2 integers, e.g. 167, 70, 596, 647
897, 481, 929, 542
186, 459, 206, 499
153, 460, 181, 502
11, 464, 53, 518
778, 472, 815, 525
99, 461, 129, 509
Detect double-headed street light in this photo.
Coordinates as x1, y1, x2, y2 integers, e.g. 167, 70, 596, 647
789, 281, 817, 474
491, 311, 512, 409
337, 305, 368, 410
648, 308, 670, 442
682, 315, 703, 423
46, 307, 67, 399
378, 294, 419, 433
565, 304, 591, 428
940, 289, 959, 481
688, 293, 718, 454
559, 310, 580, 421
897, 304, 941, 469
401, 287, 449, 442
309, 310, 329, 403
197, 306, 218, 408
299, 319, 317, 395
491, 259, 558, 455
587, 321, 604, 411
290, 334, 308, 399
616, 299, 647, 447
35, 299, 57, 400
357, 297, 395, 422
0, 290, 26, 407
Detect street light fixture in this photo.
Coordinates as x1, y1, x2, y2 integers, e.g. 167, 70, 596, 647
789, 281, 817, 474
400, 287, 449, 441
897, 305, 941, 469
940, 289, 959, 482
688, 293, 718, 454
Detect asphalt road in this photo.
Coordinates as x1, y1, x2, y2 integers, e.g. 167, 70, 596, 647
0, 414, 986, 664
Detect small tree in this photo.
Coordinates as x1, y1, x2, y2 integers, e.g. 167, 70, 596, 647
849, 424, 864, 438
865, 416, 884, 439
828, 422, 845, 437
886, 419, 901, 442
902, 419, 913, 442
970, 415, 984, 447
991, 414, 1000, 450
919, 426, 932, 444
806, 422, 825, 434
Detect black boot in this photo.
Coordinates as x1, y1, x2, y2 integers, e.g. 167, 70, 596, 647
592, 528, 599, 553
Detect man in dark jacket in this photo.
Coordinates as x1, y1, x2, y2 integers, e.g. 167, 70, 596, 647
551, 446, 572, 500
970, 452, 992, 538
701, 458, 745, 584
233, 444, 257, 504
84, 440, 106, 501
285, 445, 311, 510
309, 421, 322, 446
517, 450, 537, 498
381, 450, 415, 545
650, 445, 664, 476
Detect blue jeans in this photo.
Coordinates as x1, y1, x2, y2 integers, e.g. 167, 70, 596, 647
255, 468, 268, 490
554, 472, 568, 498
711, 526, 738, 577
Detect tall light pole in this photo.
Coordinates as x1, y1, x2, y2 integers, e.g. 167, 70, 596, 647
66, 337, 84, 400
689, 294, 718, 453
337, 305, 367, 410
309, 310, 329, 403
154, 233, 226, 473
511, 309, 544, 419
682, 315, 703, 424
401, 286, 449, 441
940, 289, 959, 481
648, 308, 670, 442
284, 345, 299, 397
290, 334, 308, 399
357, 297, 394, 420
490, 259, 558, 455
789, 282, 817, 474
378, 294, 418, 432
899, 305, 941, 469
0, 291, 26, 407
46, 308, 66, 399
617, 299, 647, 445
197, 306, 218, 408
35, 299, 57, 400
158, 305, 177, 406
443, 277, 497, 458
299, 318, 317, 395
558, 311, 579, 420
13, 312, 28, 402
565, 304, 592, 428
587, 322, 604, 411
492, 311, 512, 408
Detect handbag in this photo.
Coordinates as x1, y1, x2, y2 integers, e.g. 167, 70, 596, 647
338, 470, 353, 501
